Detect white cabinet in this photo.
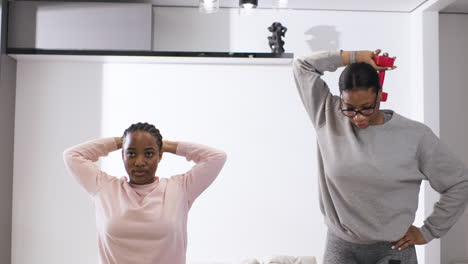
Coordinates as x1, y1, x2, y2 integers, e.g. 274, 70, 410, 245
8, 1, 152, 50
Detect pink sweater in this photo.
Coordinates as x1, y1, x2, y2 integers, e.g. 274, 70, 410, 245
63, 138, 227, 264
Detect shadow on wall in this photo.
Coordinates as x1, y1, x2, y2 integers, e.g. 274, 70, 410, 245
305, 25, 340, 52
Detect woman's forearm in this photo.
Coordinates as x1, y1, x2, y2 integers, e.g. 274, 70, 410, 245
63, 137, 117, 195
114, 137, 122, 149
341, 49, 397, 71
172, 141, 227, 205
340, 50, 351, 65
162, 140, 178, 154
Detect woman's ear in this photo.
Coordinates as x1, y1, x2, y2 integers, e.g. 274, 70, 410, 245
159, 151, 163, 161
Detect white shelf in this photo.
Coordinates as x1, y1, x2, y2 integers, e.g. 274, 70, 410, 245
8, 49, 294, 65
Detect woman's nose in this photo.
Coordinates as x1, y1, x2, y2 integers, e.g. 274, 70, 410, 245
135, 156, 145, 166
353, 113, 366, 122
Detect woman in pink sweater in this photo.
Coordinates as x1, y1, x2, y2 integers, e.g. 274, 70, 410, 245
63, 122, 227, 264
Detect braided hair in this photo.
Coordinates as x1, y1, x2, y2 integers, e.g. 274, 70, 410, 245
121, 122, 163, 152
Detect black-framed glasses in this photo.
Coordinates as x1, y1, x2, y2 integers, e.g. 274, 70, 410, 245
340, 92, 378, 117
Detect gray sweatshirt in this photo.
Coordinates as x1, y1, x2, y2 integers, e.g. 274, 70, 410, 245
293, 50, 468, 244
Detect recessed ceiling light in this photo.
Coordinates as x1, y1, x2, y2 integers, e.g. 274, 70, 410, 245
199, 0, 219, 13
274, 0, 288, 9
239, 0, 258, 9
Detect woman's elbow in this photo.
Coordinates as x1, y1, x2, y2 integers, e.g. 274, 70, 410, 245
217, 150, 228, 164
62, 148, 78, 167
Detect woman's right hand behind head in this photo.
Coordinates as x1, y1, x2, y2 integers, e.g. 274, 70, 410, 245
356, 49, 397, 71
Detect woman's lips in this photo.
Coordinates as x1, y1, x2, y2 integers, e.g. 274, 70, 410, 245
356, 123, 369, 129
133, 170, 147, 176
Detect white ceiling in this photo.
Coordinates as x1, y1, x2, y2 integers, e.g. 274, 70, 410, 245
151, 0, 428, 12
12, 0, 430, 12
441, 0, 468, 13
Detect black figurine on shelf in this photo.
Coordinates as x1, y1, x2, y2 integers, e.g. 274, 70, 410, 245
268, 22, 287, 53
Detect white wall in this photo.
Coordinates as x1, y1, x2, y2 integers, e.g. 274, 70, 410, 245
12, 7, 419, 264
12, 61, 104, 264
153, 7, 413, 116
439, 13, 468, 264
410, 8, 441, 264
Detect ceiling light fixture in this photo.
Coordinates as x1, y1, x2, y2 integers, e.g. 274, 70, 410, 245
239, 0, 258, 9
199, 0, 219, 14
274, 0, 288, 9
239, 0, 257, 15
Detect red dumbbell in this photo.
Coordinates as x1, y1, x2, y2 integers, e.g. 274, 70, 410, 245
373, 53, 395, 102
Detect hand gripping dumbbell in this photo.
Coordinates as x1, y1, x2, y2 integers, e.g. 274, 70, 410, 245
373, 53, 395, 102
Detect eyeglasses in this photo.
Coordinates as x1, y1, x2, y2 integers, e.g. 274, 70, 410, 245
340, 93, 378, 117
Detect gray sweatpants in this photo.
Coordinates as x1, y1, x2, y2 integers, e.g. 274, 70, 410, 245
323, 232, 418, 264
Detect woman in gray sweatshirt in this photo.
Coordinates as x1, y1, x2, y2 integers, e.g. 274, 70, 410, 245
293, 49, 468, 264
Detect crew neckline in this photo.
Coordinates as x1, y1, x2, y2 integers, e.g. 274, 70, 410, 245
367, 110, 397, 129
129, 177, 160, 189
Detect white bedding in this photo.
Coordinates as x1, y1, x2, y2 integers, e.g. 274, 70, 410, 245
192, 255, 317, 264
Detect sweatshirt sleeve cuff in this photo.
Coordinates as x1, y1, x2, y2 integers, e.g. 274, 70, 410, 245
103, 137, 119, 153
329, 50, 344, 67
419, 225, 435, 243
175, 141, 189, 157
